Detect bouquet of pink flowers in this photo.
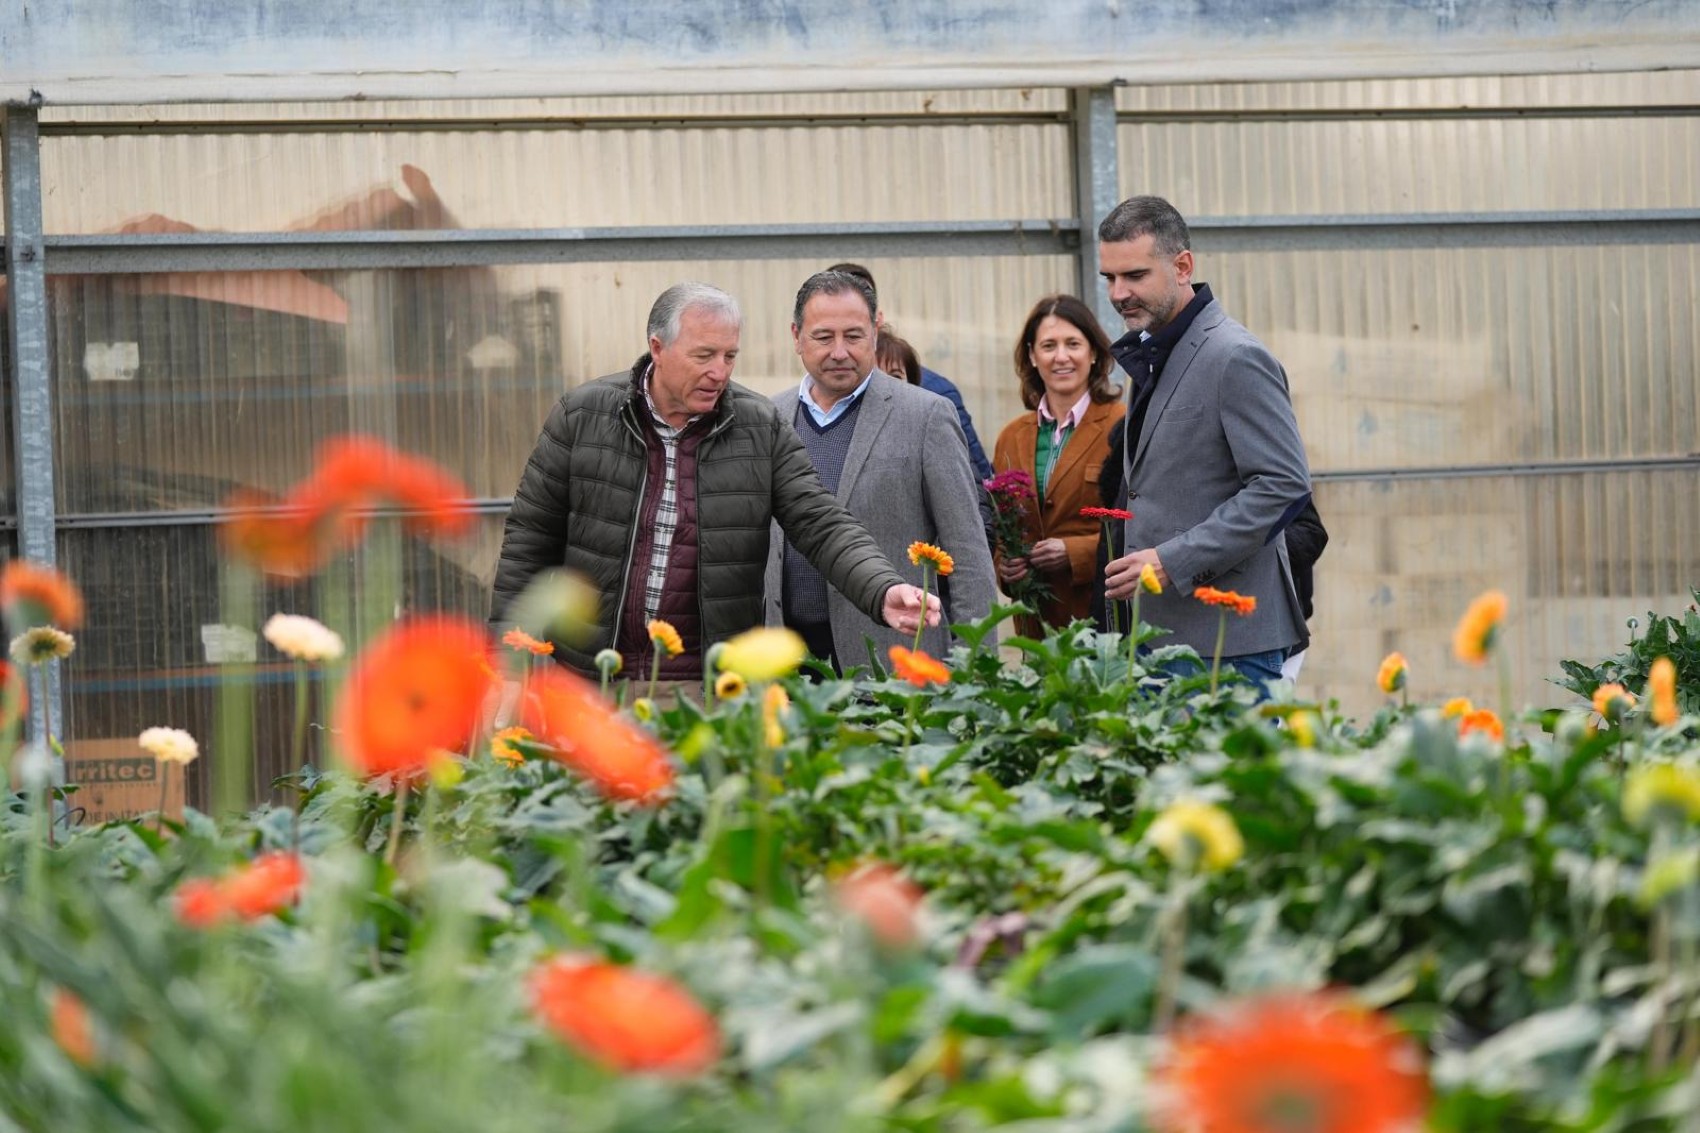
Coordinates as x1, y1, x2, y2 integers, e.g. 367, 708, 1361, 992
982, 470, 1055, 610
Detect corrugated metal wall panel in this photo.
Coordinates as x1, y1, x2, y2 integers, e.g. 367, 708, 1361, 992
42, 118, 1073, 233
1117, 70, 1700, 111
40, 89, 1070, 124
1308, 469, 1700, 719
1118, 114, 1699, 213
1203, 244, 1700, 471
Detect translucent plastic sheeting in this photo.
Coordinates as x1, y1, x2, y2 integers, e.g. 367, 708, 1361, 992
1305, 469, 1700, 719
46, 256, 1076, 514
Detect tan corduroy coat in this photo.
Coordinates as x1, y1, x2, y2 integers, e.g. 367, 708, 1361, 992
990, 398, 1124, 636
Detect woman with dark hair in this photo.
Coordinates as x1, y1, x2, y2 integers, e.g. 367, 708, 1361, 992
991, 294, 1124, 635
875, 327, 923, 385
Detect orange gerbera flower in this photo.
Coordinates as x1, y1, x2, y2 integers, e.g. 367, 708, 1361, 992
1376, 652, 1408, 695
491, 725, 535, 767
1195, 587, 1256, 616
220, 489, 336, 579
833, 862, 924, 950
907, 541, 955, 577
502, 628, 556, 656
519, 668, 673, 802
1592, 682, 1636, 723
889, 645, 950, 687
529, 957, 721, 1076
171, 853, 305, 928
1459, 707, 1504, 741
1452, 589, 1508, 665
50, 988, 96, 1068
0, 560, 84, 629
1152, 991, 1429, 1133
334, 616, 493, 778
221, 853, 306, 920
647, 619, 684, 659
1650, 657, 1678, 727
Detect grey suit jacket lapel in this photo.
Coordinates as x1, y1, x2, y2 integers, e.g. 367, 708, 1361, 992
1130, 304, 1225, 472
836, 369, 896, 502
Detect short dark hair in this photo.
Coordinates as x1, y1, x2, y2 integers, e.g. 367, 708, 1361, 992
1097, 195, 1191, 256
826, 262, 878, 309
793, 270, 877, 327
875, 327, 922, 385
1012, 294, 1120, 411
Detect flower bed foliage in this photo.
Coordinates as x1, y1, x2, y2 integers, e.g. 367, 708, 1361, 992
3, 439, 1700, 1132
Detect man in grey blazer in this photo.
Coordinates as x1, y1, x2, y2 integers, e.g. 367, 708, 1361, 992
765, 270, 997, 672
1098, 196, 1313, 692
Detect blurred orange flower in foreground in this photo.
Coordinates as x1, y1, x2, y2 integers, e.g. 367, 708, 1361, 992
834, 862, 924, 949
221, 435, 473, 578
1152, 991, 1428, 1133
0, 661, 28, 731
502, 628, 555, 656
529, 957, 720, 1076
520, 668, 673, 802
1649, 657, 1678, 727
1459, 707, 1504, 742
0, 560, 84, 629
172, 852, 306, 928
335, 616, 493, 778
889, 645, 950, 687
1451, 589, 1507, 665
50, 988, 96, 1068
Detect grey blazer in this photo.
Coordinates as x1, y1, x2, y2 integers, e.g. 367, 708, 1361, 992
1121, 298, 1312, 657
765, 369, 998, 669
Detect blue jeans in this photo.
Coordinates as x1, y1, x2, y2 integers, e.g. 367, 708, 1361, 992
1149, 647, 1287, 701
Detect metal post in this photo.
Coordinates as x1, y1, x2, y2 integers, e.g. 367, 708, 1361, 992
1069, 87, 1121, 334
2, 104, 63, 748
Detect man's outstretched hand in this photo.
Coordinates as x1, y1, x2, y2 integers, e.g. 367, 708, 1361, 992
881, 583, 943, 635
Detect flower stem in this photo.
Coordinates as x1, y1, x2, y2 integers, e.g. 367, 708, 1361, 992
647, 648, 661, 704
385, 776, 411, 868
1209, 611, 1227, 696
913, 569, 932, 653
289, 661, 310, 851
41, 680, 56, 848
156, 763, 169, 837
1154, 885, 1189, 1032
1129, 590, 1142, 678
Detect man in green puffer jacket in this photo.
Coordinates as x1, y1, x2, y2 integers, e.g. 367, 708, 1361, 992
491, 281, 939, 682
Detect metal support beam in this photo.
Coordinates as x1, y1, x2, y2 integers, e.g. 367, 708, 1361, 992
1188, 209, 1700, 252
3, 105, 64, 749
1069, 87, 1121, 333
44, 220, 1080, 275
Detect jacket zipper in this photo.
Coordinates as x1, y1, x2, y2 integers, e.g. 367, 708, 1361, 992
609, 401, 648, 661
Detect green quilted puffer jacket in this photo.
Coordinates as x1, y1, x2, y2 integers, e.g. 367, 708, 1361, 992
491, 360, 905, 676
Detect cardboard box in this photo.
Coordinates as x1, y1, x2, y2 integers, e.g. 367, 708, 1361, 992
63, 737, 186, 825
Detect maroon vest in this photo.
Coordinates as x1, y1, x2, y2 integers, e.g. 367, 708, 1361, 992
615, 416, 708, 680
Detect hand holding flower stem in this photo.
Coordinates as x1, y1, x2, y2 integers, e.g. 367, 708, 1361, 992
907, 543, 954, 653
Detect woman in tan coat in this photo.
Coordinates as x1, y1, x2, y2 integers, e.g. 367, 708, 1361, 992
991, 294, 1124, 636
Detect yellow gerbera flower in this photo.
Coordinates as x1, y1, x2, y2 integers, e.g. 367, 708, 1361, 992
1623, 763, 1700, 829
1376, 652, 1407, 695
714, 671, 747, 700
10, 626, 74, 665
1138, 563, 1163, 595
762, 684, 790, 747
1147, 800, 1244, 873
1441, 697, 1474, 719
717, 626, 806, 682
